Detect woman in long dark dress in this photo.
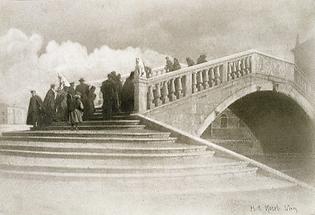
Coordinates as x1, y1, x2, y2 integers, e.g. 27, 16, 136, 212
121, 72, 135, 113
69, 94, 84, 130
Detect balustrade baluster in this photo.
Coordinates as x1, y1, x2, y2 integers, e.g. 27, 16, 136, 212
192, 72, 198, 93
249, 56, 252, 73
153, 83, 162, 107
232, 62, 237, 79
161, 81, 169, 104
203, 70, 209, 89
213, 66, 218, 85
246, 56, 251, 73
169, 78, 176, 101
241, 58, 246, 75
147, 85, 154, 109
175, 77, 183, 98
227, 63, 233, 81
238, 59, 243, 77
218, 66, 223, 84
209, 67, 215, 86
206, 68, 212, 88
239, 58, 245, 77
197, 71, 204, 91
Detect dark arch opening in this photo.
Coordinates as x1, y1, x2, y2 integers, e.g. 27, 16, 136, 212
228, 91, 313, 153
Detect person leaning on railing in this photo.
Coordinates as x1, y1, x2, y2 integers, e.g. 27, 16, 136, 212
172, 58, 181, 71
197, 54, 207, 64
164, 56, 174, 73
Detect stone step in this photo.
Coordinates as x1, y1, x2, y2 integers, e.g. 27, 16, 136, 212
0, 149, 214, 160
89, 115, 137, 120
0, 143, 207, 154
94, 110, 132, 116
42, 124, 146, 130
0, 139, 191, 149
92, 111, 133, 116
0, 151, 215, 166
51, 120, 140, 126
2, 130, 171, 138
0, 160, 249, 174
0, 165, 257, 179
0, 136, 177, 144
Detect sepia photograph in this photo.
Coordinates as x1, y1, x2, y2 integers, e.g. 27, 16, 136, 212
0, 0, 314, 214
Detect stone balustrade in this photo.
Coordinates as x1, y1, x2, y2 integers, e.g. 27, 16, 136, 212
134, 49, 312, 113
227, 56, 252, 81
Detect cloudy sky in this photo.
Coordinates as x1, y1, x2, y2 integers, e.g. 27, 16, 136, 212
0, 0, 314, 106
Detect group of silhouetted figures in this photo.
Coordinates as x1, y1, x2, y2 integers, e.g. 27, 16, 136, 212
164, 54, 208, 72
26, 71, 135, 130
100, 71, 135, 120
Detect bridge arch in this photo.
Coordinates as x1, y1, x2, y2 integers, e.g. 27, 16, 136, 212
137, 50, 315, 153
196, 82, 314, 137
197, 83, 314, 153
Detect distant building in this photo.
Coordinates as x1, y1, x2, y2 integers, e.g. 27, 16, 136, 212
0, 103, 27, 124
292, 35, 315, 88
201, 108, 262, 156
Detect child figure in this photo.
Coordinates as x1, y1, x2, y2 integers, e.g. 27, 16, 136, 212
69, 94, 84, 130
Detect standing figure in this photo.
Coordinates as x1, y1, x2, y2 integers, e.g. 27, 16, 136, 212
68, 82, 76, 97
87, 86, 96, 119
26, 90, 43, 129
115, 73, 123, 112
121, 71, 135, 113
101, 74, 116, 120
186, 57, 195, 67
55, 86, 68, 121
197, 54, 207, 64
109, 72, 120, 114
145, 66, 152, 78
165, 57, 174, 72
173, 58, 181, 71
75, 78, 89, 120
43, 84, 57, 125
68, 94, 84, 130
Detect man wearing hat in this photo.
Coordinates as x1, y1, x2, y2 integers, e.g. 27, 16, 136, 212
75, 78, 89, 120
43, 84, 57, 125
26, 90, 44, 129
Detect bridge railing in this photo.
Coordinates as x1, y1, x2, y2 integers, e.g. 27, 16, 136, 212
134, 49, 311, 113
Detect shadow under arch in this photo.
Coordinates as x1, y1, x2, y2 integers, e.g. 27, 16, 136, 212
228, 91, 314, 153
197, 83, 315, 153
196, 82, 314, 137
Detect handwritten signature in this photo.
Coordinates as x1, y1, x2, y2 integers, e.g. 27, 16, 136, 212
250, 204, 298, 214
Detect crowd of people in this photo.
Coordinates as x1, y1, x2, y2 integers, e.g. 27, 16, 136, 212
100, 71, 134, 120
164, 54, 208, 72
26, 55, 208, 129
26, 71, 135, 130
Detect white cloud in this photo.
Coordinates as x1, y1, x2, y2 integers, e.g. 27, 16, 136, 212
0, 28, 166, 108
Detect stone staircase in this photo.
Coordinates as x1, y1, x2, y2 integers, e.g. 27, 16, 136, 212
0, 108, 294, 193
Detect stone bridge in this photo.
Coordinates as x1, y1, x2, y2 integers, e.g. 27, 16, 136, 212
134, 49, 315, 153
